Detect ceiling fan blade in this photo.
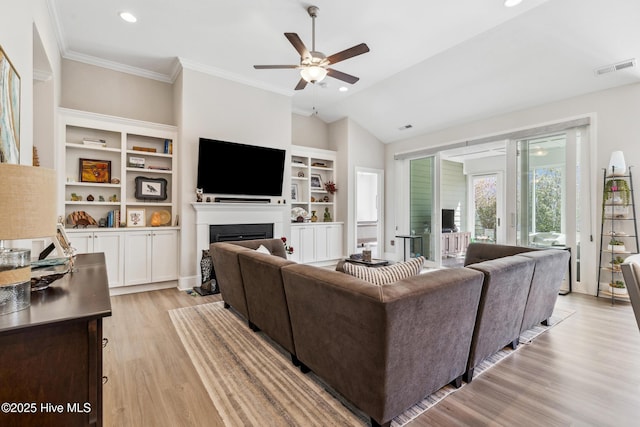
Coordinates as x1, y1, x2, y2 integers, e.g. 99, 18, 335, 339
326, 43, 370, 65
294, 78, 308, 91
254, 65, 299, 69
285, 33, 310, 59
327, 68, 359, 84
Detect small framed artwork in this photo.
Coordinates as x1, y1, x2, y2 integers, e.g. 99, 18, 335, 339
127, 209, 146, 227
291, 183, 299, 201
310, 173, 323, 189
135, 176, 168, 200
79, 158, 111, 183
0, 45, 20, 164
54, 223, 74, 257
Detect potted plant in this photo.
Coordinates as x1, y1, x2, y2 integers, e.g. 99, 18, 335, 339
608, 238, 626, 252
604, 178, 631, 205
609, 256, 625, 272
609, 280, 627, 295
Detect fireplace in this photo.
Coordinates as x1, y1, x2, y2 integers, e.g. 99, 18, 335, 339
210, 223, 274, 243
192, 202, 286, 287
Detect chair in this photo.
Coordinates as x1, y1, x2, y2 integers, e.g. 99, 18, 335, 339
621, 254, 640, 331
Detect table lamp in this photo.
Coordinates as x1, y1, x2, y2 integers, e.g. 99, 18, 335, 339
0, 164, 57, 315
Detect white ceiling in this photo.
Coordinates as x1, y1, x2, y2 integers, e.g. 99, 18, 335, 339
49, 0, 640, 143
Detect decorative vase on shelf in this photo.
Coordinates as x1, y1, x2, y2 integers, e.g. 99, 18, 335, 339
310, 210, 318, 222
323, 207, 332, 222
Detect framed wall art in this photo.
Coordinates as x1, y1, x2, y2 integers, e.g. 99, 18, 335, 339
135, 176, 168, 200
0, 45, 20, 164
291, 183, 299, 201
79, 158, 111, 183
310, 173, 323, 189
127, 209, 146, 227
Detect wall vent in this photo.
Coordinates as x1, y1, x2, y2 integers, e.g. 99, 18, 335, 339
595, 58, 636, 76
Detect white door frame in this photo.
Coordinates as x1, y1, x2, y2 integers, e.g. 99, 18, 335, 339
354, 167, 384, 256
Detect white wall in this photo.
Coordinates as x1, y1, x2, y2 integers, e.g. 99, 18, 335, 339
386, 81, 640, 294
61, 59, 175, 125
176, 66, 292, 285
1, 0, 61, 165
328, 117, 385, 255
292, 113, 329, 149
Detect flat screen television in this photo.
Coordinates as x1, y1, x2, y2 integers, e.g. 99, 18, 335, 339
442, 209, 456, 232
197, 138, 286, 197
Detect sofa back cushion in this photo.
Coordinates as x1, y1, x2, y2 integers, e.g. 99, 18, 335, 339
209, 242, 254, 319
228, 238, 287, 259
466, 255, 535, 371
518, 249, 570, 332
464, 242, 535, 266
342, 256, 425, 285
238, 250, 297, 354
281, 263, 484, 425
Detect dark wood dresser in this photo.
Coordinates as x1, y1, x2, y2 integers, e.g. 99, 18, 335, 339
0, 253, 112, 426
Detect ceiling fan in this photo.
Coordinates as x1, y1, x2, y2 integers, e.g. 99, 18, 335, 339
253, 5, 370, 91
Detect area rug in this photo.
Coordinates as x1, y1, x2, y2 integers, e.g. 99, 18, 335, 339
169, 302, 574, 427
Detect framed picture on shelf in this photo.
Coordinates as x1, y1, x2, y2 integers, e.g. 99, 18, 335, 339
310, 173, 323, 189
54, 223, 74, 257
291, 183, 299, 201
79, 158, 111, 183
135, 176, 168, 200
0, 45, 20, 164
127, 209, 146, 227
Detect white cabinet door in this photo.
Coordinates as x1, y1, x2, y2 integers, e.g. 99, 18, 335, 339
325, 224, 343, 260
150, 230, 178, 282
124, 231, 152, 285
68, 232, 94, 254
67, 231, 123, 287
290, 226, 316, 263
314, 224, 344, 261
93, 232, 124, 287
93, 233, 124, 287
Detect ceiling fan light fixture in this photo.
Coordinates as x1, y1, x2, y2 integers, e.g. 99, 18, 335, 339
300, 65, 327, 83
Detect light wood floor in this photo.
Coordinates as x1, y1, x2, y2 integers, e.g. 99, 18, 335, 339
103, 289, 640, 426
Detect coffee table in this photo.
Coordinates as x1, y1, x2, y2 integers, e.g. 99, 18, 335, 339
345, 258, 390, 267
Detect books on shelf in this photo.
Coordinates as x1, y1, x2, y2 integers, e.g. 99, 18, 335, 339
107, 210, 121, 228
132, 146, 157, 153
83, 138, 107, 147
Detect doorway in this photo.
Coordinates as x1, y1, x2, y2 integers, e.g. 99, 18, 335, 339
355, 168, 384, 258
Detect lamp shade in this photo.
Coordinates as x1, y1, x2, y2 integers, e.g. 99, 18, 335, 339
608, 151, 626, 176
0, 164, 57, 240
300, 65, 327, 83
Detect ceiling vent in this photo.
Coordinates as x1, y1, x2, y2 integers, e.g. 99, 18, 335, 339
595, 58, 637, 76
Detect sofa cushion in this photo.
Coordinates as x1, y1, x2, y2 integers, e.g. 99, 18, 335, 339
342, 256, 425, 285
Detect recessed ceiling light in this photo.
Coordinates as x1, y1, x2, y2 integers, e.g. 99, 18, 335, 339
504, 0, 523, 7
339, 86, 348, 92
119, 11, 137, 23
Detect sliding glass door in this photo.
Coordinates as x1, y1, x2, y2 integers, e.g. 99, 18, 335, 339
516, 134, 567, 247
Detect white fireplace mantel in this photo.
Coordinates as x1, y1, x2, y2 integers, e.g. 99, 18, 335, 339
192, 202, 287, 278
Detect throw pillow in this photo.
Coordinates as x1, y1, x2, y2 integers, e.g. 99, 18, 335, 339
255, 244, 271, 254
343, 256, 425, 286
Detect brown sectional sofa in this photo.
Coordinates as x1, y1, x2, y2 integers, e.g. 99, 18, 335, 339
463, 243, 570, 381
210, 239, 569, 427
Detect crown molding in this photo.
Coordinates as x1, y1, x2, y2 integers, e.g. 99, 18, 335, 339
177, 57, 292, 97
63, 51, 173, 83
